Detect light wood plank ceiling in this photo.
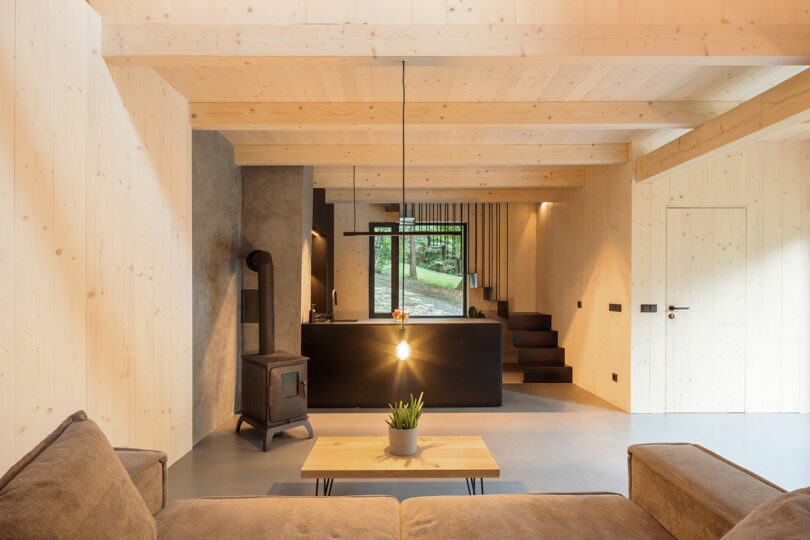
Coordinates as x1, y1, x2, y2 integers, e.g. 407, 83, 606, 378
89, 0, 810, 26
93, 0, 810, 179
222, 128, 687, 146
191, 63, 802, 156
160, 65, 803, 103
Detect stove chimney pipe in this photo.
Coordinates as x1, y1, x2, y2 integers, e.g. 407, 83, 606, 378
246, 250, 275, 355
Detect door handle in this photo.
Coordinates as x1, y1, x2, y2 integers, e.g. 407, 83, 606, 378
668, 305, 690, 311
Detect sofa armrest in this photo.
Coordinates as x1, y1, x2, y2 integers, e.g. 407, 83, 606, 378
628, 443, 784, 540
114, 447, 167, 516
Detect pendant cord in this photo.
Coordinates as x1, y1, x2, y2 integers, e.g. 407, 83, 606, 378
352, 166, 357, 232
401, 60, 406, 312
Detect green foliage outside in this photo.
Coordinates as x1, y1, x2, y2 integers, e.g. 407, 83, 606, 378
378, 264, 463, 289
373, 225, 464, 290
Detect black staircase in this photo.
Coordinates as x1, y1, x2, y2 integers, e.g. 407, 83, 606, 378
508, 312, 572, 383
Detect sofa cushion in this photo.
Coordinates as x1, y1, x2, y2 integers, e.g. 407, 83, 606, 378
628, 443, 784, 539
400, 493, 673, 539
156, 495, 400, 540
115, 448, 168, 515
0, 410, 157, 540
722, 487, 810, 539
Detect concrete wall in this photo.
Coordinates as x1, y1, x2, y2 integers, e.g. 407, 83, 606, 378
192, 131, 241, 444
241, 167, 313, 355
536, 165, 633, 411
630, 141, 810, 413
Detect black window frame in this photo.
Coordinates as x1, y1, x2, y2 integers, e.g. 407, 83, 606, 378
368, 222, 399, 318
368, 221, 468, 319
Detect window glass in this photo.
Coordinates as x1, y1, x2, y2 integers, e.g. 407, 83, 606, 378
280, 371, 299, 398
372, 226, 394, 314
369, 223, 465, 317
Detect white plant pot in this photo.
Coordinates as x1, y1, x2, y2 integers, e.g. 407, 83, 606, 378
388, 426, 418, 456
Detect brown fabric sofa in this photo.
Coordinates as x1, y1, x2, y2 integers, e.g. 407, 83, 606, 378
1, 411, 807, 539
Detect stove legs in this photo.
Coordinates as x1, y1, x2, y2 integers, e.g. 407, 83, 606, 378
302, 419, 314, 439
235, 415, 314, 452
263, 431, 272, 452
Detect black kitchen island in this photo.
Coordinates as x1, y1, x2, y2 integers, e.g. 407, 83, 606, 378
301, 318, 502, 407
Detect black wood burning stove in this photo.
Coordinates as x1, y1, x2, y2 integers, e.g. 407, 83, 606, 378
236, 250, 313, 451
237, 352, 312, 451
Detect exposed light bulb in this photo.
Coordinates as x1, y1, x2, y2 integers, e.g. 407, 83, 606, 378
395, 340, 411, 361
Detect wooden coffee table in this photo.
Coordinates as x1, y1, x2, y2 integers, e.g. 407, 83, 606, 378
300, 435, 500, 496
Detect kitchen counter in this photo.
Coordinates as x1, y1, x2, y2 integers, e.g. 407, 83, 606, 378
304, 317, 499, 325
301, 318, 503, 407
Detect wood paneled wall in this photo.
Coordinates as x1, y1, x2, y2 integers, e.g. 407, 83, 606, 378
334, 202, 537, 319
87, 0, 810, 24
333, 202, 536, 364
631, 141, 810, 413
0, 0, 18, 472
333, 203, 397, 320
0, 0, 192, 473
536, 165, 633, 411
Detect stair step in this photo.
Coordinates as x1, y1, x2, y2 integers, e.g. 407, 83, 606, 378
519, 358, 565, 368
513, 330, 558, 349
508, 312, 551, 331
523, 365, 573, 383
518, 348, 565, 366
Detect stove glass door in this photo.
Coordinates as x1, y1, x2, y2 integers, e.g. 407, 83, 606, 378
270, 363, 307, 422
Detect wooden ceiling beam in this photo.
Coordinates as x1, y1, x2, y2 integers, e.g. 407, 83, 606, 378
313, 166, 584, 189
325, 188, 566, 204
102, 24, 810, 66
235, 144, 628, 166
757, 119, 810, 141
191, 101, 738, 130
636, 69, 810, 183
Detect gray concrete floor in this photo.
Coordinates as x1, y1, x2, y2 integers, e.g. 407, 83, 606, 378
169, 374, 810, 502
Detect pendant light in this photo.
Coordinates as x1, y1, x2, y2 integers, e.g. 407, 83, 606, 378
339, 61, 463, 357
497, 203, 510, 317
469, 203, 478, 288
342, 62, 459, 239
395, 60, 410, 361
483, 203, 494, 300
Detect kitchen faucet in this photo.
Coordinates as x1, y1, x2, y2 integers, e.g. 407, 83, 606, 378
329, 289, 337, 322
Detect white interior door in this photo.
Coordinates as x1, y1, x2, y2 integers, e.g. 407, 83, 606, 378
665, 208, 746, 412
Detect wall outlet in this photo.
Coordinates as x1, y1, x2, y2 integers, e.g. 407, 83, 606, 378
612, 373, 618, 382
577, 300, 582, 308
609, 303, 622, 312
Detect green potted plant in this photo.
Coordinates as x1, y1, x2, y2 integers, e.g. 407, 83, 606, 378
386, 392, 424, 456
